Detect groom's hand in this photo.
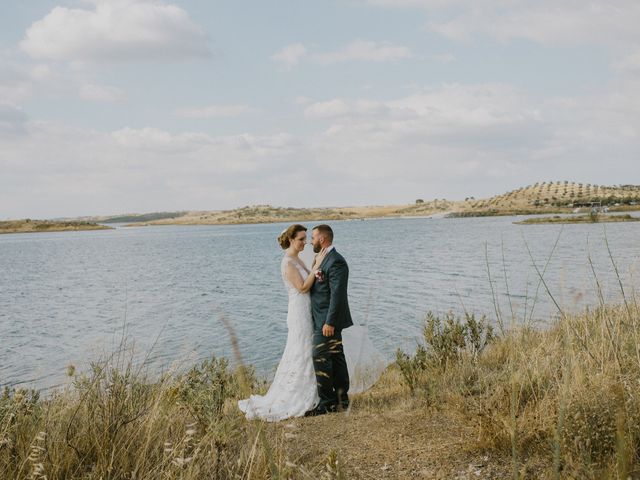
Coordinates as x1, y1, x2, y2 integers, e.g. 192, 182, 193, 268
322, 324, 335, 337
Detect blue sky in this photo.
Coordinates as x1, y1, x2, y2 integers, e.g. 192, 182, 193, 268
1, 0, 639, 218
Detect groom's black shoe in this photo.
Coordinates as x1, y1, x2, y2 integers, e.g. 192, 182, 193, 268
304, 405, 333, 417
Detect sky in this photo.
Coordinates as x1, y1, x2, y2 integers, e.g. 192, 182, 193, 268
1, 0, 639, 219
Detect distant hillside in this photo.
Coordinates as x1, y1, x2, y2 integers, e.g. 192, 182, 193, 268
451, 181, 640, 216
131, 182, 640, 225
34, 182, 640, 228
129, 204, 433, 226
0, 219, 112, 234
64, 211, 188, 224
125, 200, 452, 226
101, 211, 188, 223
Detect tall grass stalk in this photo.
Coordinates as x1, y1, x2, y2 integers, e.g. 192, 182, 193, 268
485, 241, 505, 336
553, 319, 570, 479
520, 227, 564, 325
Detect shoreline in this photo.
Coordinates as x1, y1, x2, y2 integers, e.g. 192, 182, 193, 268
5, 207, 640, 232
514, 213, 640, 225
122, 212, 450, 228
6, 180, 640, 231
127, 208, 640, 227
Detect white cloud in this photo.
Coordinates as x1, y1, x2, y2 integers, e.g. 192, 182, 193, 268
301, 81, 640, 197
175, 104, 253, 118
0, 54, 43, 104
271, 43, 307, 69
110, 127, 295, 160
432, 53, 456, 63
367, 0, 462, 6
0, 51, 96, 104
304, 99, 351, 119
0, 104, 29, 137
312, 40, 414, 64
2, 76, 640, 218
79, 84, 123, 102
367, 0, 640, 48
613, 51, 640, 73
29, 65, 54, 82
294, 96, 312, 105
20, 0, 210, 63
304, 84, 537, 128
0, 83, 31, 105
287, 84, 550, 195
0, 122, 301, 218
112, 127, 212, 153
388, 84, 540, 128
272, 40, 413, 68
304, 98, 387, 119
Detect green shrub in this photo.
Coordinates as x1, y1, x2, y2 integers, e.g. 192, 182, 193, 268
396, 345, 428, 394
396, 312, 495, 395
175, 356, 255, 428
423, 312, 494, 369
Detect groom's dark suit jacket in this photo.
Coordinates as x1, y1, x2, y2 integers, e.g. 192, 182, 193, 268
310, 248, 353, 331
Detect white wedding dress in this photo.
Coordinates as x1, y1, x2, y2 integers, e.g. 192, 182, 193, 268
238, 256, 319, 421
238, 254, 387, 422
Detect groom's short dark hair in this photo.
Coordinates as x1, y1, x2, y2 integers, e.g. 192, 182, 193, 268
313, 224, 333, 243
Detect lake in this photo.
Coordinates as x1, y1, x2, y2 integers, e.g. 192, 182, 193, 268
1, 215, 639, 391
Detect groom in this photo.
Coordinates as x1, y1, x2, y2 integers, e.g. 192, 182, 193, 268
306, 224, 353, 416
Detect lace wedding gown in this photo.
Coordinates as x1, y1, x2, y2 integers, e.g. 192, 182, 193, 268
238, 254, 388, 422
238, 256, 319, 421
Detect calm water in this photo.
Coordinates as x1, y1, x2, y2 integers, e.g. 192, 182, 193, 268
1, 215, 639, 391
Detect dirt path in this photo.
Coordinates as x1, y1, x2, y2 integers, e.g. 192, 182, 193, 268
266, 371, 518, 479
278, 409, 513, 479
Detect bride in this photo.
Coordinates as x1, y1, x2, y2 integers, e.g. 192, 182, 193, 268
238, 224, 386, 422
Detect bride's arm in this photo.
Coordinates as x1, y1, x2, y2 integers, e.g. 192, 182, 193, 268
284, 262, 315, 293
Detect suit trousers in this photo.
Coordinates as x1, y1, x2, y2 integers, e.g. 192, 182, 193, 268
312, 328, 350, 410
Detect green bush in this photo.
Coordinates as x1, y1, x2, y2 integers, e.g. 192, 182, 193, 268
423, 312, 494, 369
396, 345, 428, 394
396, 312, 495, 395
175, 356, 255, 428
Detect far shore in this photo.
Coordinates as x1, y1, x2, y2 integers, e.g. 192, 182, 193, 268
514, 213, 640, 225
6, 205, 640, 232
123, 205, 640, 228
124, 208, 454, 227
116, 203, 455, 228
7, 181, 640, 231
0, 219, 113, 235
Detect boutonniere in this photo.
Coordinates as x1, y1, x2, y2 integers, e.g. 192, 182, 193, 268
314, 269, 325, 283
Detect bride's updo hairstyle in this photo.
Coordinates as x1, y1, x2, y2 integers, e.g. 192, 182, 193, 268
278, 224, 307, 250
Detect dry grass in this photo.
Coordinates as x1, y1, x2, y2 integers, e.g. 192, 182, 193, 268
3, 301, 639, 479
0, 351, 304, 480
394, 304, 640, 479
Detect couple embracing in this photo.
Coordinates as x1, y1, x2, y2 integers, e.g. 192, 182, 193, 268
238, 224, 368, 421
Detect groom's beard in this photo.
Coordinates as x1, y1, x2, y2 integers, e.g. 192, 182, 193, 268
313, 243, 321, 253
